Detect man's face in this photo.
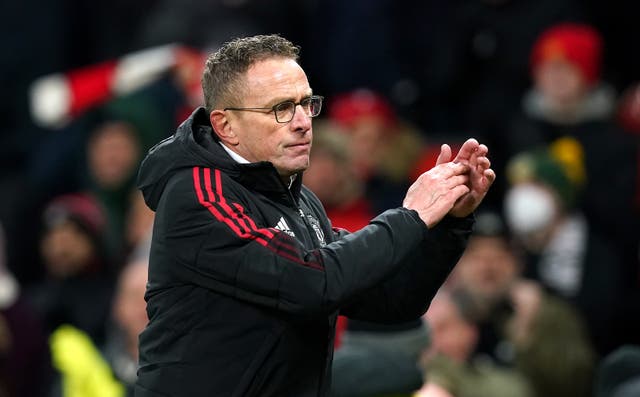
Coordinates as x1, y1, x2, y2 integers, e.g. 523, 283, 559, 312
534, 59, 587, 107
88, 122, 140, 189
425, 294, 477, 363
454, 236, 519, 302
226, 58, 313, 177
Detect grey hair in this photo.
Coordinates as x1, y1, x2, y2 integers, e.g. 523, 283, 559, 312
201, 34, 300, 112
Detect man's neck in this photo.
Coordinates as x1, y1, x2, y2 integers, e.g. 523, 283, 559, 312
219, 142, 297, 189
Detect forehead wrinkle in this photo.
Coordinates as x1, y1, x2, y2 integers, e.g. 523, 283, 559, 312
244, 59, 311, 106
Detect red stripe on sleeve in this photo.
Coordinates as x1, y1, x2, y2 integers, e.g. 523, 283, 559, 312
208, 169, 320, 265
193, 167, 324, 271
193, 167, 269, 246
205, 168, 274, 240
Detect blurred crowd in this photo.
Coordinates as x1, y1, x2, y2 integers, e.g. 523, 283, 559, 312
2, 0, 640, 396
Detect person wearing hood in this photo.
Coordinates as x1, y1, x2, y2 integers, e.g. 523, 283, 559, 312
503, 23, 640, 321
134, 34, 495, 397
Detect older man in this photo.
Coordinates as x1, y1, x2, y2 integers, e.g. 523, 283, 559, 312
135, 34, 494, 397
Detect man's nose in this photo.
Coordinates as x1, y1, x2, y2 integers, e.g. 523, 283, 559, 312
290, 104, 312, 131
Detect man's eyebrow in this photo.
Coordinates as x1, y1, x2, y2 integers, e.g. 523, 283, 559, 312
267, 91, 314, 106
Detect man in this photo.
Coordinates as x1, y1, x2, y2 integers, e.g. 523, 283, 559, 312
135, 34, 494, 397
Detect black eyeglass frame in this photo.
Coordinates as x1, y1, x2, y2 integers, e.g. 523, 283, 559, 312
224, 95, 324, 123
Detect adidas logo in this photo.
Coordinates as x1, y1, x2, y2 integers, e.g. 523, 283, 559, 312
274, 217, 295, 237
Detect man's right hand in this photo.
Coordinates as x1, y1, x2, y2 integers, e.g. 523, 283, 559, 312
403, 160, 470, 228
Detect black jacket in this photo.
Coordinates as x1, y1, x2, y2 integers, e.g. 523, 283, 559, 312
134, 107, 473, 397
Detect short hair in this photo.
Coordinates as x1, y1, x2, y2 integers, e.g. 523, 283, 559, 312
201, 34, 300, 113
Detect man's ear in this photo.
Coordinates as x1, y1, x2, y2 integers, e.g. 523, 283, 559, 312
210, 110, 238, 145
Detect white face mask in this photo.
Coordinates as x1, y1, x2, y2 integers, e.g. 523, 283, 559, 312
504, 183, 557, 235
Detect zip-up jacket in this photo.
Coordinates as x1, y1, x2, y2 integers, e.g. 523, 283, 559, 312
134, 107, 474, 397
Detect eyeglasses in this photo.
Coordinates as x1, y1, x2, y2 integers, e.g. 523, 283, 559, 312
224, 95, 324, 123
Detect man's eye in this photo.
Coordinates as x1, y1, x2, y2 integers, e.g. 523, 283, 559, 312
275, 102, 293, 112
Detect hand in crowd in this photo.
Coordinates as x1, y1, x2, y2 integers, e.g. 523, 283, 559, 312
415, 382, 455, 397
508, 279, 544, 346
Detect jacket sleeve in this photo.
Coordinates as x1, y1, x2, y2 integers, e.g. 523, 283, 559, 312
338, 214, 474, 323
151, 167, 430, 316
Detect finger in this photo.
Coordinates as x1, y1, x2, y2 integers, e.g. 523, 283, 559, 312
441, 161, 470, 176
435, 144, 452, 165
476, 156, 491, 170
453, 138, 479, 164
484, 169, 497, 186
451, 184, 471, 200
448, 174, 470, 189
476, 144, 488, 157
425, 162, 469, 180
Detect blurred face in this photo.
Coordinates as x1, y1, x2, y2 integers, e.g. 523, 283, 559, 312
304, 149, 344, 205
534, 59, 587, 108
425, 294, 477, 363
454, 236, 519, 302
348, 116, 388, 176
88, 122, 140, 189
225, 58, 313, 178
125, 190, 155, 247
40, 220, 95, 278
114, 261, 149, 343
504, 182, 561, 251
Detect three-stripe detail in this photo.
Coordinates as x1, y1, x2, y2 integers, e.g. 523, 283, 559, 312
192, 166, 324, 271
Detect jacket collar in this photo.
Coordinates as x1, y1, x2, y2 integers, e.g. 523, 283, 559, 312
190, 107, 304, 206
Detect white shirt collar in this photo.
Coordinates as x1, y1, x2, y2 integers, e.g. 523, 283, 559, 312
220, 142, 250, 164
219, 142, 297, 188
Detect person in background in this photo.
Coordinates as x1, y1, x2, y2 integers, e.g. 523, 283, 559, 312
504, 23, 640, 329
448, 210, 595, 397
104, 258, 150, 396
0, 222, 52, 397
503, 142, 622, 358
123, 190, 155, 256
135, 34, 495, 396
327, 88, 425, 213
85, 120, 143, 263
416, 289, 533, 397
26, 193, 115, 346
303, 120, 373, 235
49, 257, 149, 397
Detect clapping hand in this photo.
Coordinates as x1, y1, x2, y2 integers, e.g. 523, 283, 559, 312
436, 138, 496, 218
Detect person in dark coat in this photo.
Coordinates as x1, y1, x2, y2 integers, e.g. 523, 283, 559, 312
134, 34, 495, 396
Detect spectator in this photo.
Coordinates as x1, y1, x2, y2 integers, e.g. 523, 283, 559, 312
304, 120, 372, 234
616, 81, 640, 136
26, 193, 115, 346
104, 258, 149, 395
85, 120, 142, 262
48, 257, 149, 397
327, 88, 423, 213
123, 190, 155, 255
448, 210, 596, 397
0, 222, 52, 397
504, 142, 623, 356
505, 23, 640, 306
416, 289, 533, 397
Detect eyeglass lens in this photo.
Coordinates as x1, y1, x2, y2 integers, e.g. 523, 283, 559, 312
274, 96, 322, 122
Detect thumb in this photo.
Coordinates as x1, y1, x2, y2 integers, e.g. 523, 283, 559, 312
436, 144, 452, 165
